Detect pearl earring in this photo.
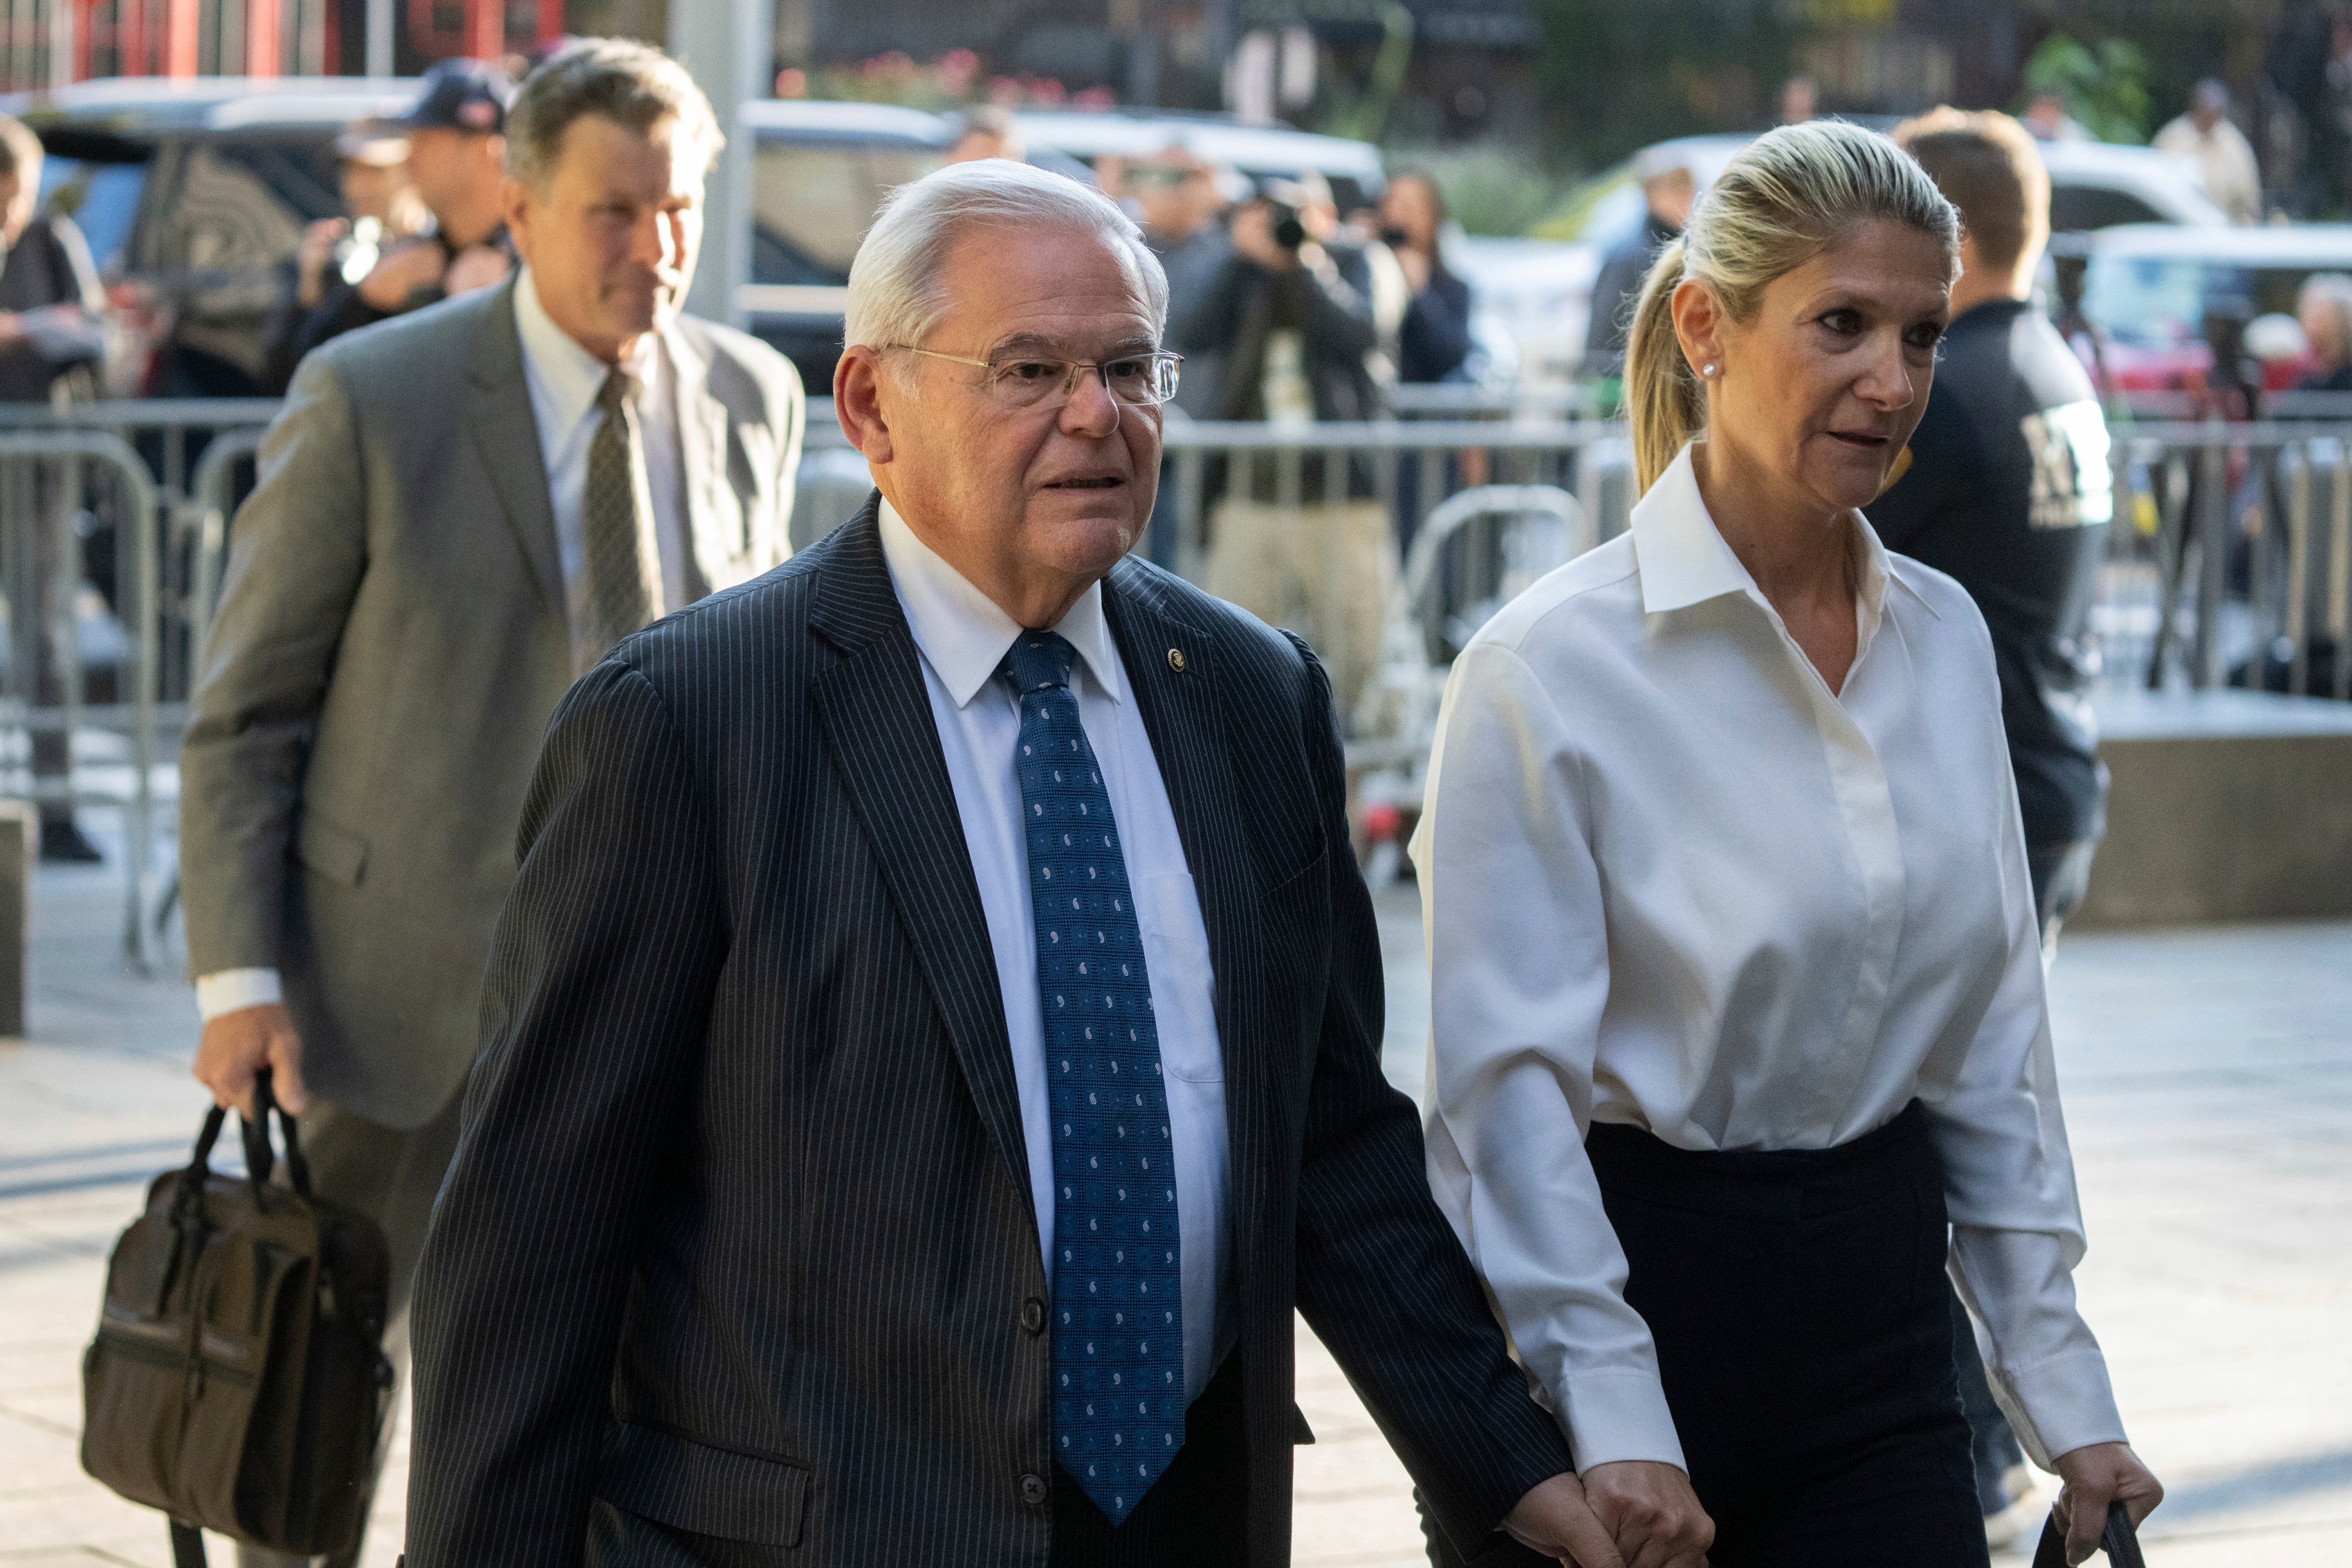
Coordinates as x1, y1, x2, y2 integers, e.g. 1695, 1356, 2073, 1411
1702, 362, 1718, 378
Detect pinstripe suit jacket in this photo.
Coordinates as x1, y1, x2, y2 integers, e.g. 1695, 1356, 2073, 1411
405, 498, 1571, 1567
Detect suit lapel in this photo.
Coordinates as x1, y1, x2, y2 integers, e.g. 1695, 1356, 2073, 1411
462, 282, 564, 618
1103, 564, 1278, 1248
809, 505, 1034, 1217
663, 321, 738, 596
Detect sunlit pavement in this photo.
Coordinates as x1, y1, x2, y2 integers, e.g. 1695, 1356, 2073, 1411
3, 845, 2347, 1566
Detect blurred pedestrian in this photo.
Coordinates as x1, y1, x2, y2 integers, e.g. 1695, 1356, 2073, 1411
2155, 80, 2263, 224
948, 103, 1025, 164
2296, 272, 2352, 390
281, 59, 515, 367
179, 42, 802, 1568
948, 102, 1100, 187
1128, 142, 1231, 562
1779, 75, 1817, 127
1130, 143, 1228, 324
2023, 89, 2091, 143
1179, 169, 1401, 713
1416, 120, 2162, 1568
261, 126, 430, 392
1372, 169, 1487, 546
1584, 149, 1693, 378
0, 113, 107, 862
1379, 172, 1475, 387
1875, 105, 2121, 1549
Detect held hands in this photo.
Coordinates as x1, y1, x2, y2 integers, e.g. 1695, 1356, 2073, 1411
2050, 1442, 2162, 1566
1504, 1461, 1712, 1568
192, 1003, 308, 1118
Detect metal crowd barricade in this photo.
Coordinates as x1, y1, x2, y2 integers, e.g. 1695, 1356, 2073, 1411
0, 401, 279, 970
2106, 421, 2352, 700
1159, 418, 1634, 581
8, 396, 2352, 975
0, 430, 162, 966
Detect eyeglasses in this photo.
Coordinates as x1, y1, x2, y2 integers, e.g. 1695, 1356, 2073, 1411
892, 346, 1184, 409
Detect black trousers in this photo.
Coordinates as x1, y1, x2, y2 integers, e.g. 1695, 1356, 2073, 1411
1593, 1102, 1985, 1566
1421, 1105, 1985, 1568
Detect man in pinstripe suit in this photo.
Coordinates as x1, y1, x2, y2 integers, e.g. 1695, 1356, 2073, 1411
407, 161, 1610, 1568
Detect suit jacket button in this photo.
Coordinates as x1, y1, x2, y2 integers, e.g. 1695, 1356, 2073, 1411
1020, 1472, 1049, 1506
1022, 1297, 1045, 1334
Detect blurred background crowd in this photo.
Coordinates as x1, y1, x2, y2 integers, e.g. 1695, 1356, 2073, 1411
15, 3, 2352, 427
7, 0, 2352, 871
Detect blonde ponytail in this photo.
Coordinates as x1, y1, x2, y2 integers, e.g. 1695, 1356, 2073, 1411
1621, 120, 1960, 496
1628, 237, 1703, 495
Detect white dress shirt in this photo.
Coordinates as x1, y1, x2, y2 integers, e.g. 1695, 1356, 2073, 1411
877, 499, 1236, 1403
1413, 443, 2126, 1475
194, 272, 693, 1022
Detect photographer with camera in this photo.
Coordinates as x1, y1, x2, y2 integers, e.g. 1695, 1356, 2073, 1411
277, 60, 516, 376
1173, 170, 1403, 712
262, 127, 430, 393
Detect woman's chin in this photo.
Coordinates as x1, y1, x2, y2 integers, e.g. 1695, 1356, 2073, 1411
1808, 450, 1897, 511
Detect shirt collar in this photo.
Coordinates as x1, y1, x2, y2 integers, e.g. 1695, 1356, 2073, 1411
876, 497, 1123, 710
1630, 440, 1932, 641
513, 266, 659, 434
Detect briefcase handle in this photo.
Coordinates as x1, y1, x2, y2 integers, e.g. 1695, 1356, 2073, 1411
174, 1069, 313, 1217
237, 1068, 313, 1199
2032, 1501, 2147, 1568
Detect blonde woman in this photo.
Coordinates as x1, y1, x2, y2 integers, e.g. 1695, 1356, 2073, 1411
1413, 122, 2162, 1567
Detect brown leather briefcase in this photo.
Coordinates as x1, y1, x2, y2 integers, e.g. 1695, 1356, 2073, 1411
80, 1071, 394, 1565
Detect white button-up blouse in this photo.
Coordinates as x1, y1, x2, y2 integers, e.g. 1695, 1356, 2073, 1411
1412, 443, 2128, 1476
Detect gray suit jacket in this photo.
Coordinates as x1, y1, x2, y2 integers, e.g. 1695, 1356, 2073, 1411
179, 278, 803, 1129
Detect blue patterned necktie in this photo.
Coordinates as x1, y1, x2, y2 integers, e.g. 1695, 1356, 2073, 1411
1004, 631, 1184, 1526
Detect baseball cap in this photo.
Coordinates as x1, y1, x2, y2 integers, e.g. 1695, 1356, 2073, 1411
398, 58, 515, 135
334, 125, 410, 165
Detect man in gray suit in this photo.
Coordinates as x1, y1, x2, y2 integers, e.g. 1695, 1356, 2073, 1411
180, 40, 800, 1565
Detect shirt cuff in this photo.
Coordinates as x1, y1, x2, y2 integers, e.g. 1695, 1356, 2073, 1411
195, 968, 283, 1021
1989, 1346, 2129, 1471
1559, 1368, 1689, 1474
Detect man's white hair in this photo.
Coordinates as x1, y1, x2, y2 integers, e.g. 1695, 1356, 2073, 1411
844, 160, 1170, 353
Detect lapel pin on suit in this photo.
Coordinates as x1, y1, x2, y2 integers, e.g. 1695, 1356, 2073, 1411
1167, 648, 1187, 673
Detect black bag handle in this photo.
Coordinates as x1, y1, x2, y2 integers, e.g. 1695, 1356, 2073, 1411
235, 1067, 313, 1200
174, 1070, 312, 1218
2032, 1501, 2147, 1568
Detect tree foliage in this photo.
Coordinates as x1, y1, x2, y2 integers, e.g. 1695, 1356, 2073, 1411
1532, 0, 1798, 172
2020, 31, 2153, 145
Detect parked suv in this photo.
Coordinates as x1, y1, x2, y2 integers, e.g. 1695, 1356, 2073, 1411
739, 99, 955, 394
2067, 222, 2352, 400
1494, 129, 2232, 382
8, 80, 969, 400
3, 76, 423, 396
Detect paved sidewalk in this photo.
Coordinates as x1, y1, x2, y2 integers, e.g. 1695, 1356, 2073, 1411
3, 854, 2348, 1565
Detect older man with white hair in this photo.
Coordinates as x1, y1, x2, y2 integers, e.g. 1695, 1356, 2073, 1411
406, 158, 1617, 1568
